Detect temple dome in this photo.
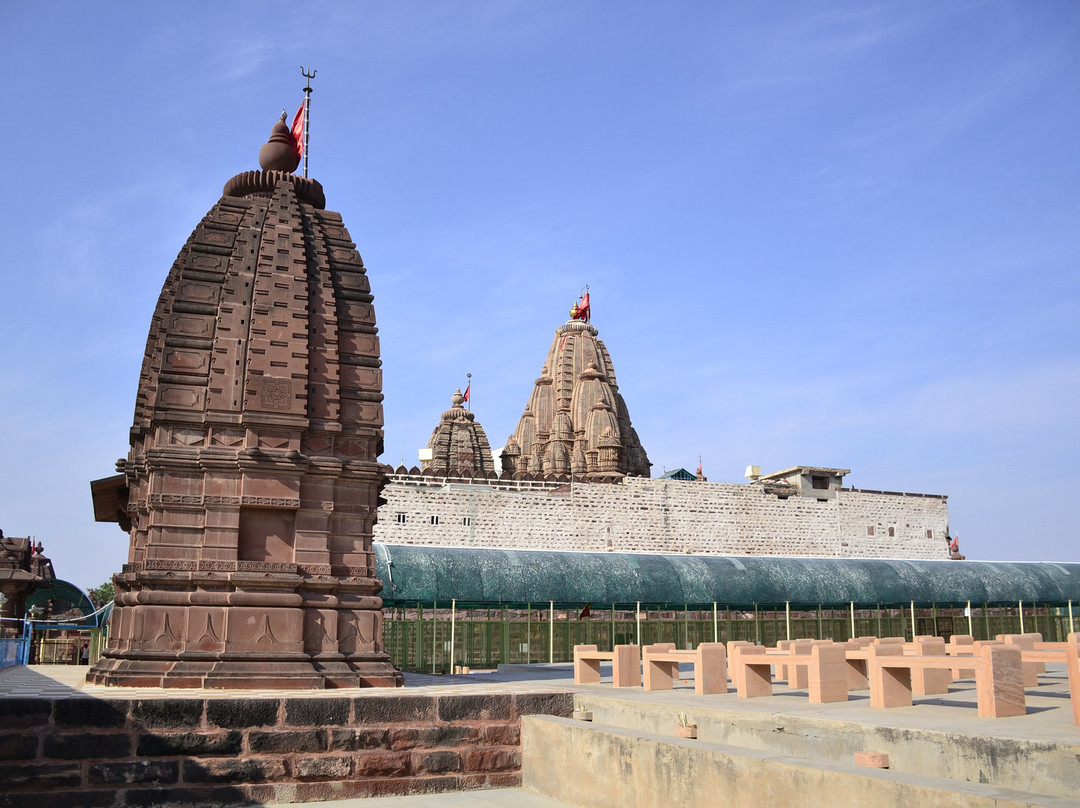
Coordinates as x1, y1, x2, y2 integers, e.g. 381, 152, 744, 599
422, 389, 495, 478
501, 312, 651, 478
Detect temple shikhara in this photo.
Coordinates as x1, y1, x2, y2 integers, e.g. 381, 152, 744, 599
501, 300, 651, 479
88, 114, 400, 688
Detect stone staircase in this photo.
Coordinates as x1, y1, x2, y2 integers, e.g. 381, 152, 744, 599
519, 685, 1080, 808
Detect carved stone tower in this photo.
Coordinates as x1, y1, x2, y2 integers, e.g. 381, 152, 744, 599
501, 307, 651, 479
88, 118, 402, 688
422, 389, 495, 478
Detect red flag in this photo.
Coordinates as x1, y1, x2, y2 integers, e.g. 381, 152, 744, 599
290, 101, 305, 160
576, 292, 590, 323
697, 461, 703, 477
463, 383, 470, 402
578, 603, 591, 620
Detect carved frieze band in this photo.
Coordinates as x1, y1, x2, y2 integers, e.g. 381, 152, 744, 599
145, 494, 300, 508
128, 560, 370, 579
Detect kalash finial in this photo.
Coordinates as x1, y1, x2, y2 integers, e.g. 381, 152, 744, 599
258, 110, 302, 173
570, 286, 591, 323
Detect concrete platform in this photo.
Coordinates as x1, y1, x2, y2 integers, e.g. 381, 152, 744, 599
2, 661, 1078, 807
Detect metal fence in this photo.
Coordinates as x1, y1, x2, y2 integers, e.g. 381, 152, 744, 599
382, 602, 1077, 673
0, 637, 28, 669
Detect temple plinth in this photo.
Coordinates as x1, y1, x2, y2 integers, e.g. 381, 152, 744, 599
88, 123, 402, 688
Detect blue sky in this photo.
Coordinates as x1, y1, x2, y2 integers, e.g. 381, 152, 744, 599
1, 2, 1078, 592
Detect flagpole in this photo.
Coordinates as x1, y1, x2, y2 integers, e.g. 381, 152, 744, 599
466, 372, 472, 412
300, 66, 316, 179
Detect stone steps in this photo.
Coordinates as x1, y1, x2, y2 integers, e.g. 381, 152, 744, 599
565, 686, 1080, 801
521, 715, 1079, 808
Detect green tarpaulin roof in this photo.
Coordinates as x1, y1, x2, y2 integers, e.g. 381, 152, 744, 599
24, 579, 96, 616
373, 544, 1080, 609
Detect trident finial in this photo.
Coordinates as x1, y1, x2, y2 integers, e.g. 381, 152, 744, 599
298, 67, 317, 178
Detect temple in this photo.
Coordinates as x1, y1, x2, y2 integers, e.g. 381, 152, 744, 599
501, 302, 651, 479
421, 389, 495, 477
88, 116, 401, 688
0, 532, 55, 625
374, 297, 951, 559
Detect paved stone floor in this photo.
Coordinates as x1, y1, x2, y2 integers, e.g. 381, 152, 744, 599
0, 663, 577, 699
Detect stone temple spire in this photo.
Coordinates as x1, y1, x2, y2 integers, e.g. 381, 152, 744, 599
87, 115, 401, 688
501, 302, 651, 479
422, 389, 495, 478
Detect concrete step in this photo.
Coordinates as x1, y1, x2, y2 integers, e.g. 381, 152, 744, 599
522, 716, 1080, 808
285, 787, 579, 807
569, 677, 1080, 801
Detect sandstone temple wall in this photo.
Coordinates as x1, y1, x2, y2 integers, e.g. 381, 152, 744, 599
373, 476, 950, 559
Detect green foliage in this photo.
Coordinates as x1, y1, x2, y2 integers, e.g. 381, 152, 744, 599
89, 580, 115, 608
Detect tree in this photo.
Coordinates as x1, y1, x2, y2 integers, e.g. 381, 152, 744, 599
89, 581, 115, 608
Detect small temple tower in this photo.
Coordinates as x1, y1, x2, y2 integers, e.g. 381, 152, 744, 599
422, 389, 495, 478
502, 297, 651, 478
88, 114, 402, 688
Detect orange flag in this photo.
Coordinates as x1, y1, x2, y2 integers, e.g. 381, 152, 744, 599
290, 101, 305, 159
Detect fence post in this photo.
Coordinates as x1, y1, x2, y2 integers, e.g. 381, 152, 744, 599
1019, 600, 1025, 634
449, 599, 456, 673
416, 603, 423, 671
549, 601, 554, 664
431, 601, 438, 674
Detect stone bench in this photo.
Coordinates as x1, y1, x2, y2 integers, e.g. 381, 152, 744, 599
998, 633, 1080, 686
731, 642, 848, 704
725, 640, 762, 692
767, 639, 819, 687
1016, 644, 1080, 725
945, 634, 977, 679
573, 644, 641, 688
998, 633, 1045, 685
845, 636, 951, 694
641, 642, 728, 695
867, 642, 1024, 717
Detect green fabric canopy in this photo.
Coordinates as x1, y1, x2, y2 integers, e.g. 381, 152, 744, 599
373, 544, 1080, 609
24, 579, 96, 616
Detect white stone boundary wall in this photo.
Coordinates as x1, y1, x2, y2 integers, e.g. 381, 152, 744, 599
373, 476, 950, 559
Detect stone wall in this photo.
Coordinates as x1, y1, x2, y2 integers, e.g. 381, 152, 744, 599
0, 690, 572, 806
373, 476, 949, 559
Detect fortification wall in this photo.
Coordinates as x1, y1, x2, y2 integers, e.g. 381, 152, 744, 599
373, 476, 950, 559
